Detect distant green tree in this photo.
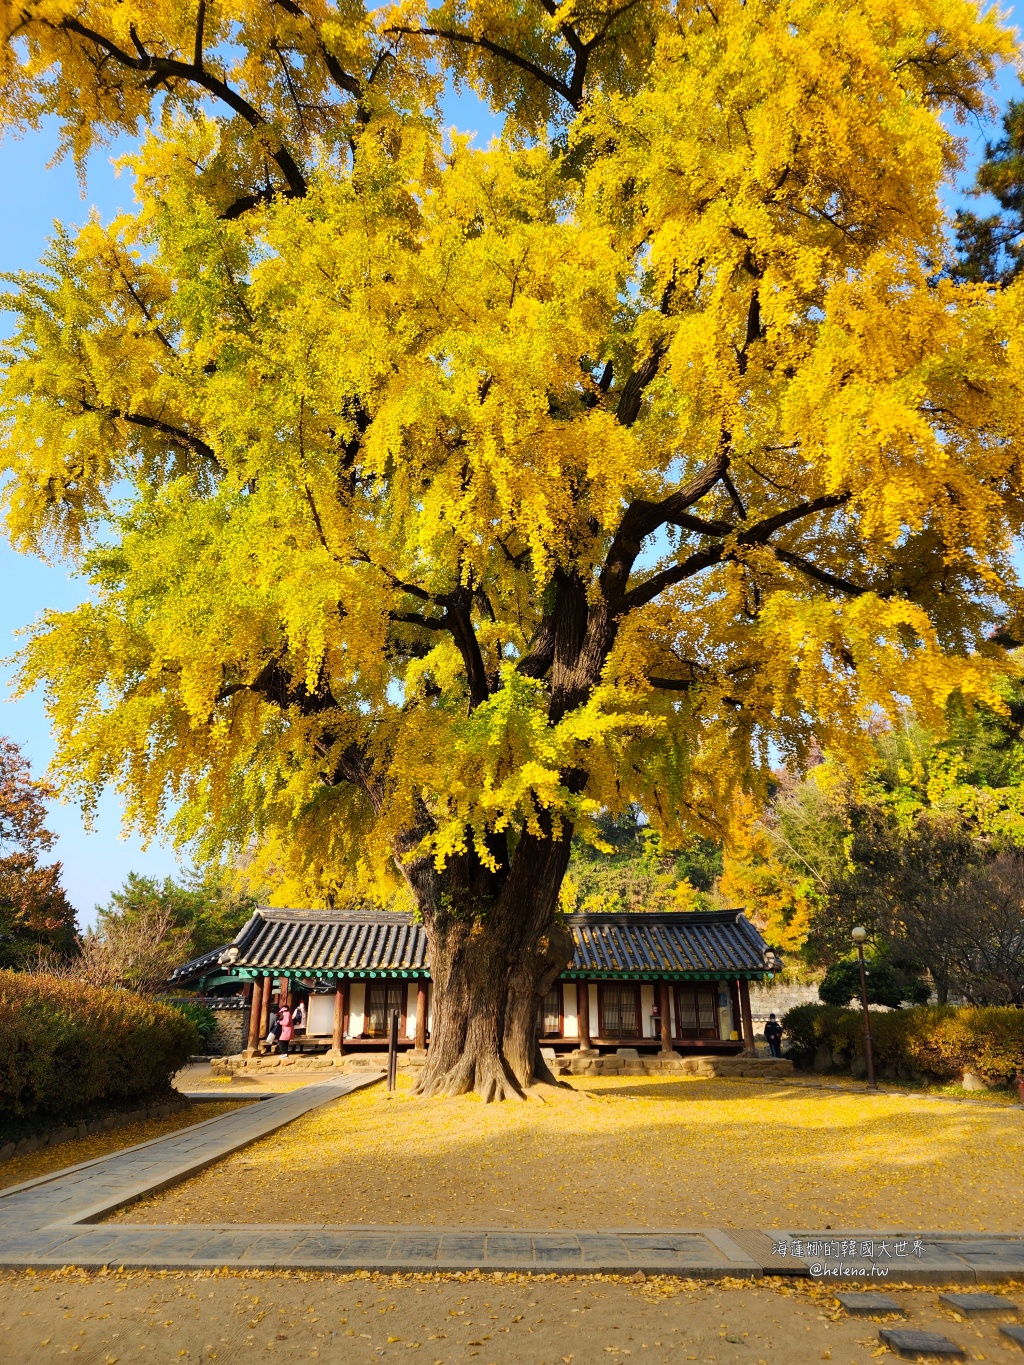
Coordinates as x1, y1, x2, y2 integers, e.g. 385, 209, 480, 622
728, 681, 1024, 1003
98, 868, 257, 962
954, 99, 1024, 285
563, 805, 723, 914
818, 954, 931, 1009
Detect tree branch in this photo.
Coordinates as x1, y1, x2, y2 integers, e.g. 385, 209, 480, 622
647, 674, 700, 691
621, 546, 725, 611
516, 614, 556, 679
57, 16, 308, 199
600, 445, 730, 604
77, 400, 223, 471
614, 341, 666, 429
620, 492, 852, 611
386, 26, 577, 107
773, 548, 868, 597
390, 611, 450, 631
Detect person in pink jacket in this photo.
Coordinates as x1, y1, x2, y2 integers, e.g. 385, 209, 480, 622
277, 1004, 293, 1056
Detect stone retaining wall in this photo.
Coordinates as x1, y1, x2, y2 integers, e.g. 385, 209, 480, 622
747, 983, 820, 1022
559, 1049, 794, 1079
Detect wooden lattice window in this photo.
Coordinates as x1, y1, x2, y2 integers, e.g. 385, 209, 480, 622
674, 985, 719, 1039
536, 984, 563, 1038
598, 983, 641, 1039
364, 982, 405, 1038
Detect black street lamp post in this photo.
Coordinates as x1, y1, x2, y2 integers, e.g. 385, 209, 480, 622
852, 926, 877, 1091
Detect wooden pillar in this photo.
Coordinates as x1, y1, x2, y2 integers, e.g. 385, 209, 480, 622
728, 980, 741, 1041
738, 977, 756, 1055
329, 978, 346, 1057
658, 980, 673, 1054
415, 980, 428, 1050
258, 973, 272, 1043
280, 976, 291, 1010
576, 980, 593, 1051
245, 976, 263, 1055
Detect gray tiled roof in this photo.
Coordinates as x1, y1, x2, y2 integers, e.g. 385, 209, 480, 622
565, 911, 769, 977
170, 907, 770, 984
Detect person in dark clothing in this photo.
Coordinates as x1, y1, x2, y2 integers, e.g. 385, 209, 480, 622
764, 1013, 783, 1058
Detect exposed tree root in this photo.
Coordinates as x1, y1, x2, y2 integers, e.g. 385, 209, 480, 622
412, 1051, 526, 1102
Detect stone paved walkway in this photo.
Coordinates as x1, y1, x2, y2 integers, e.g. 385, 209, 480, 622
2, 1075, 1023, 1281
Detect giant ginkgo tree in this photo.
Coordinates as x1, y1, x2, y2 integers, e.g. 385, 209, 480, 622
2, 0, 1024, 1098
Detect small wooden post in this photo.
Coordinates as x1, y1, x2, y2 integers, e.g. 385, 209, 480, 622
576, 980, 593, 1051
387, 1009, 399, 1091
658, 980, 673, 1055
415, 980, 428, 1050
259, 974, 272, 1044
281, 977, 291, 1010
738, 977, 756, 1055
245, 976, 263, 1055
330, 979, 346, 1058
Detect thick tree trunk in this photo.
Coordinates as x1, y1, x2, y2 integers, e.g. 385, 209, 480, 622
399, 826, 575, 1101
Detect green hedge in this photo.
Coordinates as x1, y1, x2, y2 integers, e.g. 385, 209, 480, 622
781, 1002, 1024, 1082
0, 970, 199, 1128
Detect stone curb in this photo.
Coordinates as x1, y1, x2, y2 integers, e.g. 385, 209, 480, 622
0, 1096, 191, 1165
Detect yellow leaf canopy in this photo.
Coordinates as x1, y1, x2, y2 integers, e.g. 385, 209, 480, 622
2, 0, 1023, 908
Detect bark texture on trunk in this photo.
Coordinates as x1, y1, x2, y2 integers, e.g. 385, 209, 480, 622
399, 825, 575, 1101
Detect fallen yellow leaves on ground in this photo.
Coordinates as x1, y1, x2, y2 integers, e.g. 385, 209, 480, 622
113, 1077, 1023, 1231
0, 1102, 246, 1191
8, 1267, 1023, 1365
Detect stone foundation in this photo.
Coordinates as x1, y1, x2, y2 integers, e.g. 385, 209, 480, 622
211, 1050, 426, 1078
560, 1048, 794, 1079
211, 1049, 793, 1081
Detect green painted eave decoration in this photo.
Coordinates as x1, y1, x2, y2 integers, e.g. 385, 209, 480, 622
560, 970, 767, 982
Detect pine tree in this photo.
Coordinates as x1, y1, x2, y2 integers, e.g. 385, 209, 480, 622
954, 100, 1024, 284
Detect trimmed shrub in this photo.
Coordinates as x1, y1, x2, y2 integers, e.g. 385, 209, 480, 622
780, 1001, 1024, 1082
164, 998, 218, 1050
0, 970, 198, 1128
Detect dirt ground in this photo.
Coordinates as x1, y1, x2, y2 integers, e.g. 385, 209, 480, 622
114, 1075, 1024, 1233
3, 1269, 1024, 1364
0, 1102, 246, 1191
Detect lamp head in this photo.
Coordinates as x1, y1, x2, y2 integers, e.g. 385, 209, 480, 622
851, 926, 868, 945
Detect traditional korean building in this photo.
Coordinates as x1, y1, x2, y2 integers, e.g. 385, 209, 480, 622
168, 907, 777, 1057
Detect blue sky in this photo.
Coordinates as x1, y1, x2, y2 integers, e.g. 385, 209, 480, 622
0, 55, 1019, 927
